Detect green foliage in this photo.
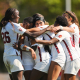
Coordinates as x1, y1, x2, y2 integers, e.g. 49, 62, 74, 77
72, 0, 80, 25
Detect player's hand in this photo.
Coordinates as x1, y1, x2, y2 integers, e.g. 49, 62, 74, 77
51, 26, 60, 32
13, 42, 19, 50
20, 23, 23, 27
30, 48, 36, 60
46, 25, 54, 31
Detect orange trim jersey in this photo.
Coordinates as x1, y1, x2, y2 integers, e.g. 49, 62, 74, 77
55, 31, 79, 62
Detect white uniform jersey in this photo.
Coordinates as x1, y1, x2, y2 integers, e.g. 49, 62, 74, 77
55, 31, 79, 62
42, 31, 55, 55
69, 23, 80, 57
1, 22, 26, 57
43, 31, 66, 66
32, 35, 51, 63
79, 32, 80, 44
21, 36, 35, 66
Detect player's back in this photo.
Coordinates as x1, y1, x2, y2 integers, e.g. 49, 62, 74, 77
69, 23, 80, 57
69, 23, 79, 48
56, 31, 79, 62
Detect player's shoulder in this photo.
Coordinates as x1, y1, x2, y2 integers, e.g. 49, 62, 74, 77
70, 23, 78, 28
57, 31, 69, 36
57, 30, 66, 34
5, 22, 13, 30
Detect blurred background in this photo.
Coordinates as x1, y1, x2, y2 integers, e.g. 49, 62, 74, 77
0, 0, 80, 80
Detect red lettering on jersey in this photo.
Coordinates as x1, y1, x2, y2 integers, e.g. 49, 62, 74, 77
58, 35, 62, 38
19, 28, 22, 31
1, 32, 11, 43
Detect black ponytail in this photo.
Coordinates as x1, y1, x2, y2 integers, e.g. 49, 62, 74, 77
0, 8, 17, 27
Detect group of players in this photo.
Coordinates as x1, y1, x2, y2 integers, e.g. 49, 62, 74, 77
0, 8, 80, 80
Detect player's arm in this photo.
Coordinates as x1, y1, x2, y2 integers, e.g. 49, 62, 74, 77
35, 37, 59, 45
19, 43, 36, 60
23, 25, 53, 39
18, 36, 36, 60
18, 35, 33, 51
12, 22, 53, 39
27, 25, 52, 32
51, 26, 74, 33
61, 26, 74, 33
27, 27, 40, 32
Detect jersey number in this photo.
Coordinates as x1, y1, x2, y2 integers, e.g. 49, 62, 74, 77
1, 32, 11, 43
70, 37, 75, 47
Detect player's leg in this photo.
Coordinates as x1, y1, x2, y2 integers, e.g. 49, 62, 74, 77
23, 70, 32, 80
22, 54, 35, 80
47, 61, 61, 80
64, 74, 76, 80
29, 69, 46, 80
64, 58, 80, 80
12, 71, 23, 80
9, 55, 24, 80
3, 56, 14, 80
40, 73, 48, 80
9, 74, 13, 80
30, 58, 51, 80
60, 70, 66, 80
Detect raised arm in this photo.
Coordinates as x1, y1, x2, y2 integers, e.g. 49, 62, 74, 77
23, 25, 53, 39
51, 26, 74, 33
61, 27, 74, 33
27, 27, 40, 32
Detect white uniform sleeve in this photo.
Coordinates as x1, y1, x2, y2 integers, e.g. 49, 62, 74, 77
38, 25, 49, 30
69, 23, 78, 34
55, 31, 66, 42
13, 23, 26, 35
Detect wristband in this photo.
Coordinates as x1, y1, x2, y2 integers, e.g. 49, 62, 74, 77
60, 26, 63, 30
20, 44, 25, 50
26, 46, 30, 51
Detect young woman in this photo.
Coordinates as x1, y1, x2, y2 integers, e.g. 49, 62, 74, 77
29, 15, 52, 80
51, 11, 80, 80
33, 16, 67, 80
34, 16, 80, 80
0, 8, 52, 80
20, 17, 35, 80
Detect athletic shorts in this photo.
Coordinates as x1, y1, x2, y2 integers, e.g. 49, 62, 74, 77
22, 52, 35, 71
34, 58, 51, 73
52, 55, 66, 68
64, 58, 80, 75
3, 55, 24, 74
22, 59, 35, 71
